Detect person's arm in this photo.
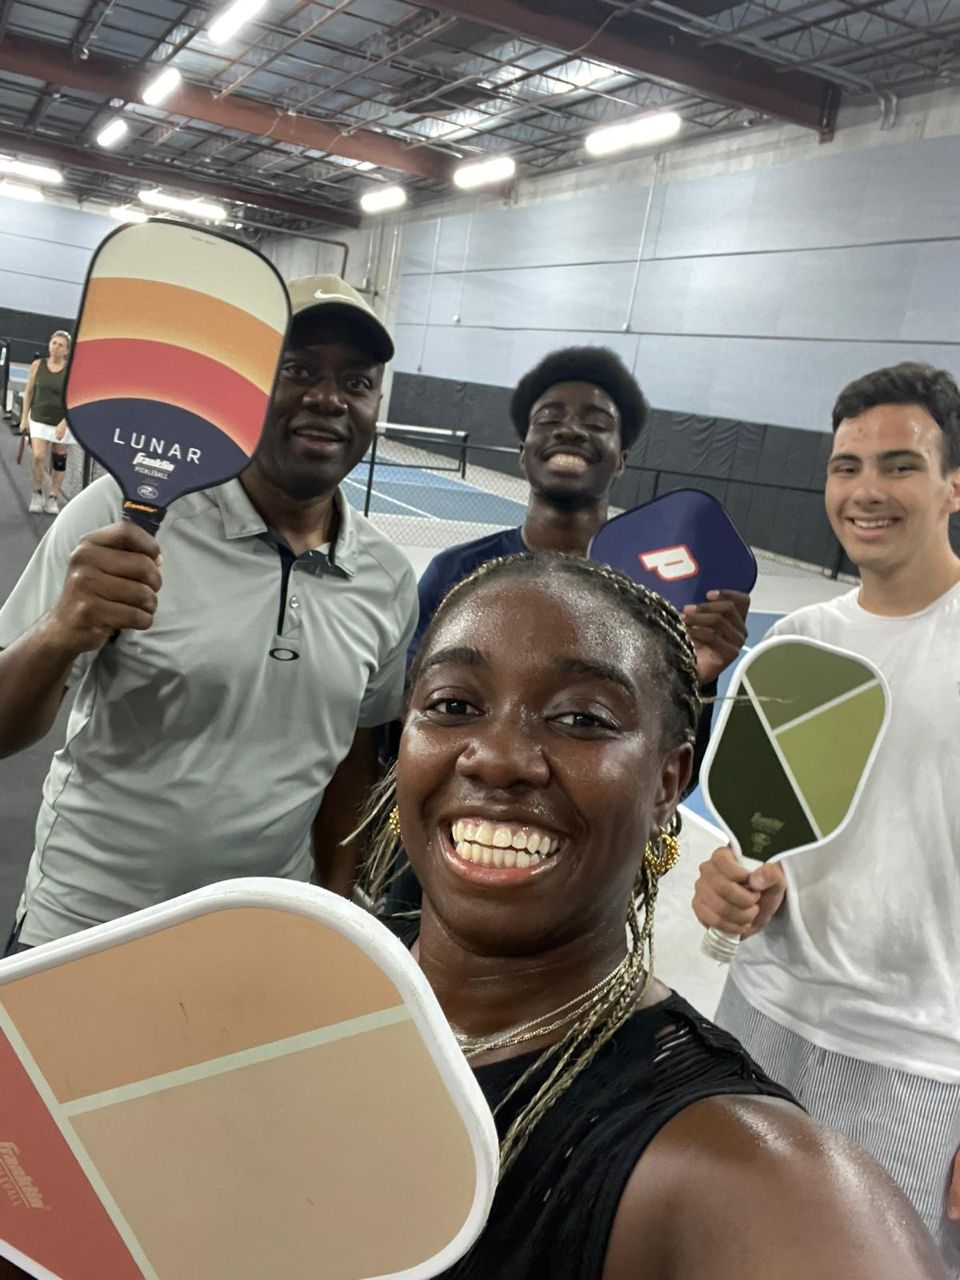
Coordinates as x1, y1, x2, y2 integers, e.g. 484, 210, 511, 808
18, 360, 38, 432
948, 1146, 960, 1222
0, 522, 162, 758
603, 1095, 946, 1280
311, 726, 379, 896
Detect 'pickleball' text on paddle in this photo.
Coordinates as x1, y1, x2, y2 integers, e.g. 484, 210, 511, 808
65, 220, 289, 532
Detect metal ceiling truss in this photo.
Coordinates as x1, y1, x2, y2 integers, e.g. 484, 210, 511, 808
0, 0, 959, 229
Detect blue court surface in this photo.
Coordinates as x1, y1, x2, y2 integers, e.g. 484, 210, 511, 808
342, 457, 527, 527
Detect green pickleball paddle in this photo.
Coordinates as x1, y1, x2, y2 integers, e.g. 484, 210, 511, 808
700, 636, 890, 961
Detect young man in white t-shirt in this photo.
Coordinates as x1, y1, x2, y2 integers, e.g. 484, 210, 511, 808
693, 361, 960, 1275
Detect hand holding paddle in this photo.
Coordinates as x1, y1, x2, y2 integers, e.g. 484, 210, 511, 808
47, 523, 162, 656
697, 636, 889, 962
692, 846, 787, 940
682, 589, 751, 683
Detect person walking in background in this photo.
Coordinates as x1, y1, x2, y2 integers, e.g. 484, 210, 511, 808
19, 330, 74, 515
693, 362, 960, 1276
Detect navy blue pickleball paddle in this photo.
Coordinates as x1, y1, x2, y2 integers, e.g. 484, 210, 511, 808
588, 489, 758, 609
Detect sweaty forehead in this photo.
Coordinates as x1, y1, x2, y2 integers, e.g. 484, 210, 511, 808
833, 403, 942, 456
531, 381, 619, 419
426, 575, 658, 688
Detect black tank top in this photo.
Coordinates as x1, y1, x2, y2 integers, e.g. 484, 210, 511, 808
389, 924, 796, 1280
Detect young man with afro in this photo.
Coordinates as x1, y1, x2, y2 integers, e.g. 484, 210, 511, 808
411, 346, 749, 689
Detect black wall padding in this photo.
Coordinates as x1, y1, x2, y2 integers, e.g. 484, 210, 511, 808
1, 307, 76, 364
387, 372, 960, 570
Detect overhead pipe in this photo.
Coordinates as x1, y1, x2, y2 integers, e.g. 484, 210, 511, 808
0, 126, 360, 228
0, 35, 456, 180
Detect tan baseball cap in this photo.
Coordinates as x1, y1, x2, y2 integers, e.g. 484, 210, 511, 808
287, 274, 394, 362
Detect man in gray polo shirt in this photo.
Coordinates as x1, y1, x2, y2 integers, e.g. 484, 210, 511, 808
0, 276, 418, 950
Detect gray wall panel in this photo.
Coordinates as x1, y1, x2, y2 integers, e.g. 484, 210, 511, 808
394, 131, 960, 433
654, 136, 960, 258
631, 241, 960, 342
401, 218, 441, 274
455, 191, 651, 271
433, 262, 635, 330
634, 334, 960, 430
394, 323, 639, 387
0, 201, 113, 314
0, 268, 82, 318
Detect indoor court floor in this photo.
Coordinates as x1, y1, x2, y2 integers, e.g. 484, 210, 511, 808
0, 435, 849, 1014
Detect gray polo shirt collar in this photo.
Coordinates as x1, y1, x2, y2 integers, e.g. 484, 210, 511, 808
212, 478, 359, 577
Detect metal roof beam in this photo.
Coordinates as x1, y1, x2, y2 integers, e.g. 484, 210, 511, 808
0, 125, 361, 226
0, 34, 456, 177
428, 0, 841, 134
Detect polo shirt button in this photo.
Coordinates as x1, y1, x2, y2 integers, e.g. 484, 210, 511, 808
290, 596, 299, 608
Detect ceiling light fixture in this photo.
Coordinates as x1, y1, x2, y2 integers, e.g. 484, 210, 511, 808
208, 0, 267, 45
0, 157, 62, 184
360, 185, 406, 214
109, 205, 149, 223
142, 66, 182, 107
0, 180, 45, 203
138, 189, 227, 221
96, 118, 129, 148
585, 111, 682, 157
453, 154, 516, 190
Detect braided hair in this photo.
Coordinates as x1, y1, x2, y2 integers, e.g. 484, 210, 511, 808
357, 552, 701, 1174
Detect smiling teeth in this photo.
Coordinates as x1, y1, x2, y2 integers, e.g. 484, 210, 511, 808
549, 453, 587, 468
451, 819, 558, 865
852, 518, 893, 528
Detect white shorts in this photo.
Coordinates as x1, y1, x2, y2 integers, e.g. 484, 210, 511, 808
28, 417, 76, 445
717, 977, 960, 1276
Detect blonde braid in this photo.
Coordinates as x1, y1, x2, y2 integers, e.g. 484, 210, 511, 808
354, 552, 701, 1176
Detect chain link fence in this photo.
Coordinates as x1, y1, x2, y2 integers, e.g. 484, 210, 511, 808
351, 426, 852, 582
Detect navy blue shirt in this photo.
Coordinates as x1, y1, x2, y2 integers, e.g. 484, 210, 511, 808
410, 525, 527, 660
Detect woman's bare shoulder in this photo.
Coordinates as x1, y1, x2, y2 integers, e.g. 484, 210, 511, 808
603, 1093, 945, 1280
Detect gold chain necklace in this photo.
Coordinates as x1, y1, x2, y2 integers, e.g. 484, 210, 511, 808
453, 952, 634, 1059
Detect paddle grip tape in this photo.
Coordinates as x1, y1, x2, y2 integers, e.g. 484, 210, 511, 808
121, 500, 164, 536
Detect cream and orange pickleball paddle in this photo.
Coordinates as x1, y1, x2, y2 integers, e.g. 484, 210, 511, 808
65, 219, 289, 533
0, 881, 498, 1280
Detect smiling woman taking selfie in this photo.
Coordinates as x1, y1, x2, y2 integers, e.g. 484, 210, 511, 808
361, 552, 944, 1280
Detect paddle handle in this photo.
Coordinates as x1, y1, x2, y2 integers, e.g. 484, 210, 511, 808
121, 499, 163, 535
109, 501, 165, 641
701, 927, 741, 963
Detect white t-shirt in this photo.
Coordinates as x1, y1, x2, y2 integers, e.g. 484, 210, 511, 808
730, 580, 960, 1082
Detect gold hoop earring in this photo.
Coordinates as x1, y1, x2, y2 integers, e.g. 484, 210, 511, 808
388, 806, 402, 839
644, 827, 680, 878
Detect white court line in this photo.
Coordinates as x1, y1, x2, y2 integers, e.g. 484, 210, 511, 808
0, 1002, 159, 1280
772, 678, 881, 738
342, 475, 435, 519
742, 674, 823, 841
62, 1004, 411, 1117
